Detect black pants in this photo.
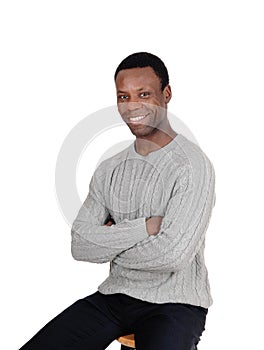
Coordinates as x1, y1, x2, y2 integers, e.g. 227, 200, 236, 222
19, 291, 208, 350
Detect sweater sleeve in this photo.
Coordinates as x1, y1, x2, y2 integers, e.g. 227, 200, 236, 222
112, 155, 216, 272
71, 169, 149, 263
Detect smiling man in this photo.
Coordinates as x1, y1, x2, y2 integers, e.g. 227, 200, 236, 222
20, 52, 216, 350
116, 59, 177, 154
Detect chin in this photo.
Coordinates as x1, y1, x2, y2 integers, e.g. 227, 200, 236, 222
129, 126, 153, 137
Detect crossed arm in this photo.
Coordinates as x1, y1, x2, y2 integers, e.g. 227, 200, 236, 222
71, 167, 162, 263
105, 216, 163, 237
71, 165, 154, 263
71, 156, 216, 272
113, 159, 216, 272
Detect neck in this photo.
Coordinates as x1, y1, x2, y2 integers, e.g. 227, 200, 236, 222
135, 126, 177, 156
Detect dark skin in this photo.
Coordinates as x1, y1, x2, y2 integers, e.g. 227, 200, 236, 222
104, 66, 177, 236
116, 66, 177, 155
104, 216, 162, 236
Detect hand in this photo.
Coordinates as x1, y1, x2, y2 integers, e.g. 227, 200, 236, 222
145, 216, 163, 236
104, 219, 115, 226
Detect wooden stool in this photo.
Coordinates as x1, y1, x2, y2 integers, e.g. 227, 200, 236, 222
117, 333, 199, 349
117, 334, 135, 349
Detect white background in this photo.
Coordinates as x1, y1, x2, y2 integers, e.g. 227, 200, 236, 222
1, 1, 264, 349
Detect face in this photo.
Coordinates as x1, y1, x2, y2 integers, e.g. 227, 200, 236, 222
115, 67, 172, 137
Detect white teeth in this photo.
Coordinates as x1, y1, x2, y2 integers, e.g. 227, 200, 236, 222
129, 115, 145, 121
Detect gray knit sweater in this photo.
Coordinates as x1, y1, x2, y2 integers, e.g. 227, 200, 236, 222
71, 133, 216, 308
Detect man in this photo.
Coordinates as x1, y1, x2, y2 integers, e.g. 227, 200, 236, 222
20, 52, 216, 350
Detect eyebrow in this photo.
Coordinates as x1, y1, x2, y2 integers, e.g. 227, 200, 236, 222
117, 87, 147, 94
117, 90, 126, 94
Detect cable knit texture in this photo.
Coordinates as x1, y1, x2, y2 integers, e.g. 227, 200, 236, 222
71, 133, 216, 308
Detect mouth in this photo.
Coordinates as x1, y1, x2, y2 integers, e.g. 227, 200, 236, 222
127, 114, 149, 124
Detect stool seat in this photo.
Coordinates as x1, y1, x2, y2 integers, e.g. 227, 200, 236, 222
117, 334, 135, 348
117, 333, 198, 349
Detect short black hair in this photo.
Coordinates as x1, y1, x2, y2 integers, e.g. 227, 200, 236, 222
114, 52, 169, 91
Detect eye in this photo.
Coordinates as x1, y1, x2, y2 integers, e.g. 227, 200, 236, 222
118, 95, 129, 101
140, 92, 150, 98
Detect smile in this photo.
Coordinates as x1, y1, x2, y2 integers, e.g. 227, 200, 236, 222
128, 115, 148, 123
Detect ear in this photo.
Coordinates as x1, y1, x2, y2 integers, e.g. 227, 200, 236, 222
163, 84, 172, 103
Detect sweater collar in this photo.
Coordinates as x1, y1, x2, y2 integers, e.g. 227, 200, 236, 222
128, 133, 181, 159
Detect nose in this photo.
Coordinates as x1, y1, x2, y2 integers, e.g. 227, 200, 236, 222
118, 100, 143, 117
126, 100, 142, 112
